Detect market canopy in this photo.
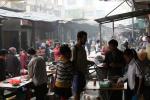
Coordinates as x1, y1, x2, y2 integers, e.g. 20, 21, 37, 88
0, 8, 61, 22
95, 8, 150, 24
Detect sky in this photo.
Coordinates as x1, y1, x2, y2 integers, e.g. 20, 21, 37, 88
63, 0, 133, 26
93, 1, 133, 26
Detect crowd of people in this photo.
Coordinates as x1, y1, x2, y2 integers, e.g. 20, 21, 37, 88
0, 31, 150, 100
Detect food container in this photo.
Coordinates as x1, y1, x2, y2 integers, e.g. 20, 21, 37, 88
99, 79, 111, 88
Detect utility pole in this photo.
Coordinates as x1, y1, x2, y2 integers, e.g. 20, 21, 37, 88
132, 0, 134, 39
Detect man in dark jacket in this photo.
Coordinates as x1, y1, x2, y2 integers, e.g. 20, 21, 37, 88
103, 39, 125, 100
0, 49, 8, 99
6, 47, 21, 77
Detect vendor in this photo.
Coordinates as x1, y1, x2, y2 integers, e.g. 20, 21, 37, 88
103, 39, 125, 100
103, 39, 125, 77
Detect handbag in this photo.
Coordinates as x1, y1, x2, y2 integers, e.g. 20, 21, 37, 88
134, 60, 144, 94
131, 61, 144, 100
50, 64, 58, 92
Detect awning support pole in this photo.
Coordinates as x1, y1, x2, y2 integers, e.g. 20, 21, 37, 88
105, 0, 126, 17
132, 0, 134, 39
99, 23, 102, 48
112, 21, 115, 38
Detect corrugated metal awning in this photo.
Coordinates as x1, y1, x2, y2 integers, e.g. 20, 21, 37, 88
95, 9, 150, 24
0, 8, 61, 22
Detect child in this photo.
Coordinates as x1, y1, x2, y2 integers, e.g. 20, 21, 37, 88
54, 44, 73, 100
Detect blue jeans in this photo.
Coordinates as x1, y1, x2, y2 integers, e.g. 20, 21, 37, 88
72, 72, 86, 94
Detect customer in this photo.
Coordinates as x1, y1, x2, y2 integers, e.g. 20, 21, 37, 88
6, 47, 21, 77
117, 49, 143, 100
72, 31, 94, 100
0, 49, 8, 99
95, 40, 100, 53
19, 49, 28, 69
53, 43, 61, 62
27, 48, 48, 100
54, 44, 73, 100
143, 34, 150, 100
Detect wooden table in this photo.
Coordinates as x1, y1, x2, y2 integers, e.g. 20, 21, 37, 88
0, 75, 32, 99
0, 75, 31, 89
85, 81, 127, 100
0, 73, 53, 99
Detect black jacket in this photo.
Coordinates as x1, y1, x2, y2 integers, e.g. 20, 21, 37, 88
0, 58, 6, 81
